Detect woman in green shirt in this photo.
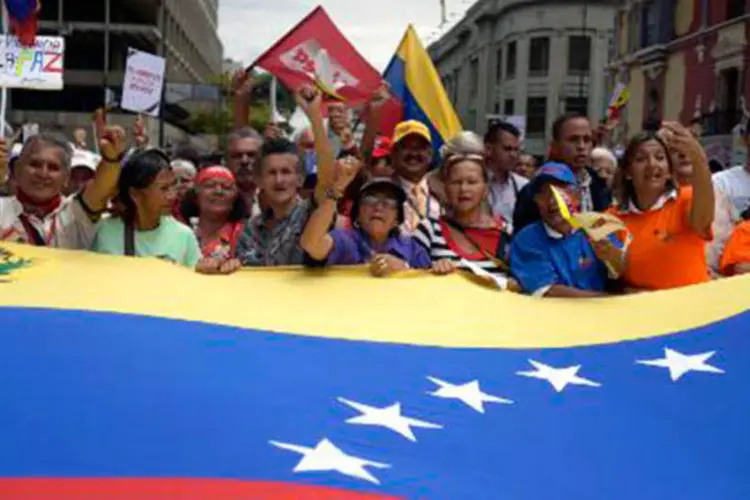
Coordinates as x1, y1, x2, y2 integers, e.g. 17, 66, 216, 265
92, 149, 208, 270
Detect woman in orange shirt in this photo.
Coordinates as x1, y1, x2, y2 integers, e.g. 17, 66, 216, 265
610, 122, 714, 291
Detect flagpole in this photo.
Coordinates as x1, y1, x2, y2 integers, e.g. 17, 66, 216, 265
270, 76, 279, 123
0, 3, 9, 138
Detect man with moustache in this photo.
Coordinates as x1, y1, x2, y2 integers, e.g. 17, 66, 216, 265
390, 120, 442, 234
225, 127, 264, 217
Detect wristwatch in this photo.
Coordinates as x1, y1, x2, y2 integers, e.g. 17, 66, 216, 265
325, 188, 343, 202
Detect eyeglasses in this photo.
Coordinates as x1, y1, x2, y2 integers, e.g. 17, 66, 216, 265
361, 195, 399, 209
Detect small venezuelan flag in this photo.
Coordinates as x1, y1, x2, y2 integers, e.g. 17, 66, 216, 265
383, 25, 461, 153
4, 0, 39, 46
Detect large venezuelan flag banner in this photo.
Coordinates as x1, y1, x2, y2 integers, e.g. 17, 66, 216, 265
382, 25, 461, 153
0, 242, 749, 499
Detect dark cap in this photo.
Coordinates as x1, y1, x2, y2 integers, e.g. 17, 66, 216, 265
351, 177, 407, 224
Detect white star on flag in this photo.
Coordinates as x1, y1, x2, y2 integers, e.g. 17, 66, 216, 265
636, 348, 725, 381
516, 360, 602, 392
338, 397, 443, 442
270, 438, 390, 484
427, 376, 513, 413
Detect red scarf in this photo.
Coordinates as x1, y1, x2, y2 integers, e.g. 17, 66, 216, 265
16, 189, 62, 217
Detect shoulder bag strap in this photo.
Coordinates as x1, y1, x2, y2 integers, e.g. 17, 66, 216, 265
443, 218, 510, 271
124, 222, 136, 256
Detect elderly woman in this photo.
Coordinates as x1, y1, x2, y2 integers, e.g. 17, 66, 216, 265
591, 147, 617, 189
300, 156, 430, 275
414, 132, 514, 288
609, 122, 714, 290
171, 158, 197, 199
180, 165, 247, 272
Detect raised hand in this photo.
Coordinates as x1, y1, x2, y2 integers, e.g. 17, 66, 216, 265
369, 82, 391, 109
231, 70, 254, 100
333, 155, 361, 192
295, 84, 322, 114
659, 121, 706, 162
99, 125, 127, 164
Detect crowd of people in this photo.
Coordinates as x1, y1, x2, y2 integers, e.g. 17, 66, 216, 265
0, 75, 749, 298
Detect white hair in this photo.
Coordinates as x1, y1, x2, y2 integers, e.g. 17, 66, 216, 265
440, 131, 485, 159
591, 147, 617, 166
170, 158, 196, 177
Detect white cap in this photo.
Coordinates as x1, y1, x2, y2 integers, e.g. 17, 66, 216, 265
71, 149, 101, 172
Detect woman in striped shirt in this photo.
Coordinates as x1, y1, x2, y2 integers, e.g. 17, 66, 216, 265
414, 132, 517, 290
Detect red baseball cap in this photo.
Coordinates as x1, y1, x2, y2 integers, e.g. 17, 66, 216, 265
372, 136, 392, 159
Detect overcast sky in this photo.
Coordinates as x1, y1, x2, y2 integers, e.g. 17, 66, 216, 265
218, 0, 466, 71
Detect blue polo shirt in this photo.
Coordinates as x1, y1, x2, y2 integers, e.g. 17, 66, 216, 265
510, 221, 617, 295
307, 227, 431, 268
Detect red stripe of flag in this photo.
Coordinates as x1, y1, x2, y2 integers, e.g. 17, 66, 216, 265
0, 478, 404, 499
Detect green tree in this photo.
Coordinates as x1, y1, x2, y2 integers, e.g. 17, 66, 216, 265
187, 71, 293, 145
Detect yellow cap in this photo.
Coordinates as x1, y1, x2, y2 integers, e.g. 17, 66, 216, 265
392, 120, 432, 146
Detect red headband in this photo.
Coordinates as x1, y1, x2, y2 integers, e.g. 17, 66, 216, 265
196, 165, 235, 185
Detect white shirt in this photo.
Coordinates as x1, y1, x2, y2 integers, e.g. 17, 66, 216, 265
488, 172, 529, 231
713, 165, 750, 219
0, 195, 97, 249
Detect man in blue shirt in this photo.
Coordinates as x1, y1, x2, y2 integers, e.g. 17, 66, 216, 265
510, 162, 624, 298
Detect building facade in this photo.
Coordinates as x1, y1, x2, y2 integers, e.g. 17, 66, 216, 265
429, 0, 618, 154
609, 0, 749, 168
9, 0, 223, 146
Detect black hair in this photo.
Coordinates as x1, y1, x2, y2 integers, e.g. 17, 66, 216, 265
116, 149, 171, 223
614, 131, 676, 210
179, 187, 249, 222
171, 141, 202, 166
551, 112, 589, 141
259, 137, 302, 175
484, 120, 521, 144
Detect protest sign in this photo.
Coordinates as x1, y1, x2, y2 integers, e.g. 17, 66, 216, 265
0, 35, 64, 90
121, 48, 165, 117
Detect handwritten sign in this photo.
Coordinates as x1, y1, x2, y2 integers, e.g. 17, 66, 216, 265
0, 36, 64, 90
121, 48, 165, 117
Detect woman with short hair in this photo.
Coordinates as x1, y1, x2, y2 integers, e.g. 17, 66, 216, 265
415, 132, 515, 290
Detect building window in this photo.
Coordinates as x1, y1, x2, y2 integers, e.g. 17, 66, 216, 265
640, 1, 659, 47
627, 8, 639, 53
526, 97, 547, 134
568, 35, 591, 75
469, 58, 479, 98
727, 0, 746, 19
496, 48, 503, 82
504, 99, 514, 115
715, 67, 740, 134
529, 36, 550, 77
506, 41, 517, 79
565, 97, 588, 116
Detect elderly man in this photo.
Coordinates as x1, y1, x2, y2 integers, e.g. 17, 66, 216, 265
0, 128, 125, 248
